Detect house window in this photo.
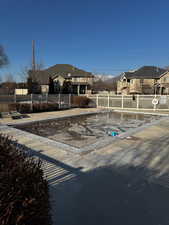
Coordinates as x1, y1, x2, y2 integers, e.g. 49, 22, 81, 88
140, 79, 144, 84
127, 79, 130, 83
130, 80, 134, 84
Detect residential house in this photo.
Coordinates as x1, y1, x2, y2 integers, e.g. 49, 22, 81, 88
117, 66, 169, 95
28, 64, 94, 95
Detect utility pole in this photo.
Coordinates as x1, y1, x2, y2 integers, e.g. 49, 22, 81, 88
32, 40, 36, 71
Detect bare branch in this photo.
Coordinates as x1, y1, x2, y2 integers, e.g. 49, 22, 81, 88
19, 66, 29, 82
0, 45, 9, 68
4, 73, 15, 83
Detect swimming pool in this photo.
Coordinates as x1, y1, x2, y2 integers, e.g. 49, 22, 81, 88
13, 112, 161, 150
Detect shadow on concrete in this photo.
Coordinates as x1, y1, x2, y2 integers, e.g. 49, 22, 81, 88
15, 132, 169, 225
111, 134, 169, 178
54, 165, 169, 225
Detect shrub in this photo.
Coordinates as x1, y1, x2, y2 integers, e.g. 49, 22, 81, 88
71, 96, 91, 108
41, 103, 50, 111
33, 103, 41, 113
0, 135, 51, 225
8, 103, 17, 112
14, 102, 59, 114
47, 102, 59, 111
15, 103, 32, 114
33, 103, 59, 112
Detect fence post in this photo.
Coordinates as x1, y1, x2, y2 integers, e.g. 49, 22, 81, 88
96, 94, 99, 108
121, 95, 124, 109
153, 94, 156, 111
108, 94, 110, 108
69, 94, 71, 108
30, 94, 33, 111
46, 93, 48, 103
136, 95, 139, 110
14, 94, 16, 103
58, 93, 61, 109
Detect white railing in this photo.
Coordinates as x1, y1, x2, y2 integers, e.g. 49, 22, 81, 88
88, 94, 169, 111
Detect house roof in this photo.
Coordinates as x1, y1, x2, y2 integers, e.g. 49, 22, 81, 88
29, 64, 94, 85
121, 66, 166, 80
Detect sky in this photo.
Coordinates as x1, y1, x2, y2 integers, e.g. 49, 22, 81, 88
1, 0, 169, 81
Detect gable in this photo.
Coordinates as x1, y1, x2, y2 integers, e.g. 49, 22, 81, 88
159, 71, 169, 82
53, 75, 64, 81
124, 66, 166, 79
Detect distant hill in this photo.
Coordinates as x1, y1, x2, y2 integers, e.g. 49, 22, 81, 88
94, 74, 115, 82
105, 75, 121, 84
92, 74, 118, 92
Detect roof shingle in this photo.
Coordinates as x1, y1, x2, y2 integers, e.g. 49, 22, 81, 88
122, 66, 166, 79
29, 64, 94, 85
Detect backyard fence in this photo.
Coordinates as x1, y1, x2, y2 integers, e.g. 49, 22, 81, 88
1, 93, 169, 111
88, 94, 169, 111
0, 94, 71, 109
0, 94, 93, 112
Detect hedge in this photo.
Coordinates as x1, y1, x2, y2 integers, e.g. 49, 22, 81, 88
0, 135, 51, 225
15, 102, 59, 114
71, 96, 91, 108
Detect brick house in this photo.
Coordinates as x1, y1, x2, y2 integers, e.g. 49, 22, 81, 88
117, 66, 169, 95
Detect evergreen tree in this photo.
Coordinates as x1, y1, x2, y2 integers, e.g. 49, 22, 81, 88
62, 80, 72, 94
49, 77, 54, 94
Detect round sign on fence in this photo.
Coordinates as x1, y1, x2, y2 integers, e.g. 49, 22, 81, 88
152, 98, 159, 105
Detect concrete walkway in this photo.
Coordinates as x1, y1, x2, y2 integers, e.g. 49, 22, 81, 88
1, 109, 169, 225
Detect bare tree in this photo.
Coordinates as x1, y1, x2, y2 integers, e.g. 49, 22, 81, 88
0, 45, 9, 68
19, 61, 45, 84
19, 66, 29, 82
2, 73, 16, 94
36, 61, 44, 70
91, 78, 117, 93
4, 73, 15, 83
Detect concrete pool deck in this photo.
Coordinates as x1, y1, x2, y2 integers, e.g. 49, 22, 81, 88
1, 108, 169, 225
0, 108, 102, 125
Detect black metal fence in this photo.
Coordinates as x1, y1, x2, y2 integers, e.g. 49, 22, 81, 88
0, 94, 71, 109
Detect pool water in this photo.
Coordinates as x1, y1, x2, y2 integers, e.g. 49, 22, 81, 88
14, 112, 161, 148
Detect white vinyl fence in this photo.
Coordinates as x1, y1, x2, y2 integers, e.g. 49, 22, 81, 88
89, 94, 169, 111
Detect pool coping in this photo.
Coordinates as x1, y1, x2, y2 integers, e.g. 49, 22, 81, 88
2, 110, 168, 154
113, 109, 169, 117
6, 110, 110, 126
